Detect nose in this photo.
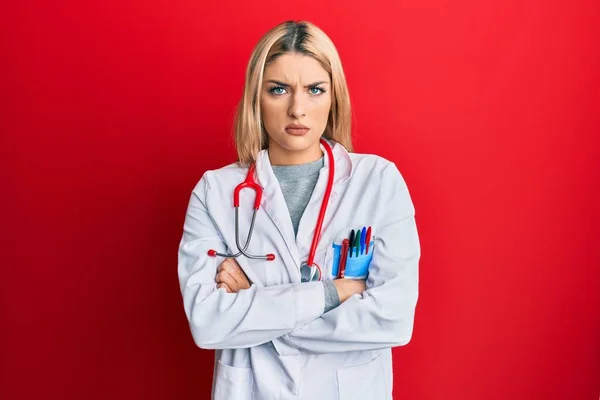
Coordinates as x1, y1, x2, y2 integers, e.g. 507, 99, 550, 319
288, 92, 306, 119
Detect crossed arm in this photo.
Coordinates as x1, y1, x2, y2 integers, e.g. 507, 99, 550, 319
178, 164, 419, 353
214, 257, 365, 304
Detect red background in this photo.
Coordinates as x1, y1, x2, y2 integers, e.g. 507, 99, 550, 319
2, 1, 599, 399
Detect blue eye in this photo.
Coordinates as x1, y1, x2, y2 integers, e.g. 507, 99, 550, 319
310, 86, 326, 95
269, 86, 287, 95
268, 85, 326, 96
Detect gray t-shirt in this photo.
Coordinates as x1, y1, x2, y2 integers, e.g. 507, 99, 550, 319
271, 156, 340, 313
271, 157, 324, 236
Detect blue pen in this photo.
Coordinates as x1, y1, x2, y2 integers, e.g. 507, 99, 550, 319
360, 226, 367, 254
348, 230, 355, 258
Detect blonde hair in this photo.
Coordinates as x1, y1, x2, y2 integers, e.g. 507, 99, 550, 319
234, 20, 353, 166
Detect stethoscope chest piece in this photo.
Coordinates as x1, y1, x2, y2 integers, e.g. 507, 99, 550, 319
300, 262, 322, 283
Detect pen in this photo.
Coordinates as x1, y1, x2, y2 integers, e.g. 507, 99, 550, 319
335, 241, 344, 277
354, 229, 361, 258
360, 226, 367, 254
338, 239, 349, 278
365, 226, 372, 254
348, 230, 355, 258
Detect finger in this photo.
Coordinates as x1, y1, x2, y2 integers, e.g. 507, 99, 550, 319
217, 259, 227, 272
217, 259, 250, 290
220, 259, 250, 288
217, 258, 240, 274
217, 282, 232, 293
216, 270, 239, 292
216, 269, 233, 284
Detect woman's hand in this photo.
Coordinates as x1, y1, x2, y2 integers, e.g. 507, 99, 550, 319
215, 258, 251, 293
333, 279, 367, 302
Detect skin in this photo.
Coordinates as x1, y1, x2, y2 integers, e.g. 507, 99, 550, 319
216, 52, 365, 302
261, 53, 331, 166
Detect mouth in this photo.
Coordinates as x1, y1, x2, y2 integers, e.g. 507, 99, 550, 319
285, 124, 310, 136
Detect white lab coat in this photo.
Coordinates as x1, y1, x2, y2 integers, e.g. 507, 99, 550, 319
178, 139, 420, 400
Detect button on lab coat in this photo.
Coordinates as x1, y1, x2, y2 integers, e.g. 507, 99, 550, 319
178, 140, 420, 400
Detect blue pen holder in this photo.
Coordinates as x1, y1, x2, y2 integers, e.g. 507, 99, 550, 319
331, 241, 374, 279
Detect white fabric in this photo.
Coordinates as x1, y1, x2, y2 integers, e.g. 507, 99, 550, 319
178, 140, 420, 400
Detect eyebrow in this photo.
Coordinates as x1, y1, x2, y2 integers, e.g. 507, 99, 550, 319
265, 79, 329, 88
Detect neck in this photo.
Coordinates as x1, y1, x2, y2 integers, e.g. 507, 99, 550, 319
268, 141, 323, 166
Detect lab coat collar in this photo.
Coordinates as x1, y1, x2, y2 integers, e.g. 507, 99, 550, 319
254, 138, 352, 190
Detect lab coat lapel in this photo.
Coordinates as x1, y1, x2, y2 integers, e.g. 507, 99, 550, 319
328, 139, 353, 187
255, 149, 300, 266
294, 139, 353, 255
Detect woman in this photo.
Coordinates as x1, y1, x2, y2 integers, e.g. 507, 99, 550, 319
178, 20, 420, 400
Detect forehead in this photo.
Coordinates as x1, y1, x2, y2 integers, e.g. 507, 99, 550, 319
263, 53, 330, 82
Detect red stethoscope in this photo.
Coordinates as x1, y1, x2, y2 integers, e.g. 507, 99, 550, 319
208, 138, 335, 282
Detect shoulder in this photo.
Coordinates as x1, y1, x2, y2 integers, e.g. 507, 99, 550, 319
190, 162, 246, 197
348, 152, 409, 190
348, 152, 390, 170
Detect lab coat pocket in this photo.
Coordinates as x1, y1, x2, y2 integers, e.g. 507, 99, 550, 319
213, 360, 254, 400
330, 242, 374, 279
336, 354, 388, 400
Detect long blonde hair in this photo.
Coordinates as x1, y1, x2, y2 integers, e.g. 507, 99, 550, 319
234, 20, 353, 166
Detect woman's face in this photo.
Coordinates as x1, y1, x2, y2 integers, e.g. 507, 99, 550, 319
260, 53, 332, 165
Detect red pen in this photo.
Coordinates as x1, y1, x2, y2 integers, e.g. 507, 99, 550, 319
365, 226, 372, 254
337, 239, 349, 279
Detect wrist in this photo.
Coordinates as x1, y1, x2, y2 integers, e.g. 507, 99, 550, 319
323, 280, 341, 312
332, 279, 348, 302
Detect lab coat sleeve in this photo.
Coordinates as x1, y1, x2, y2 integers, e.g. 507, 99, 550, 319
178, 173, 325, 350
271, 163, 420, 355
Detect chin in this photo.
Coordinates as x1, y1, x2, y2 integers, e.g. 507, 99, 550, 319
273, 134, 316, 151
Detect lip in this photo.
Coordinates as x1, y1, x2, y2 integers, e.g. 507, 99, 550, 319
285, 123, 310, 135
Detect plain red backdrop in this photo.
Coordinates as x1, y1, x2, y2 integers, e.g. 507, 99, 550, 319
1, 1, 599, 399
